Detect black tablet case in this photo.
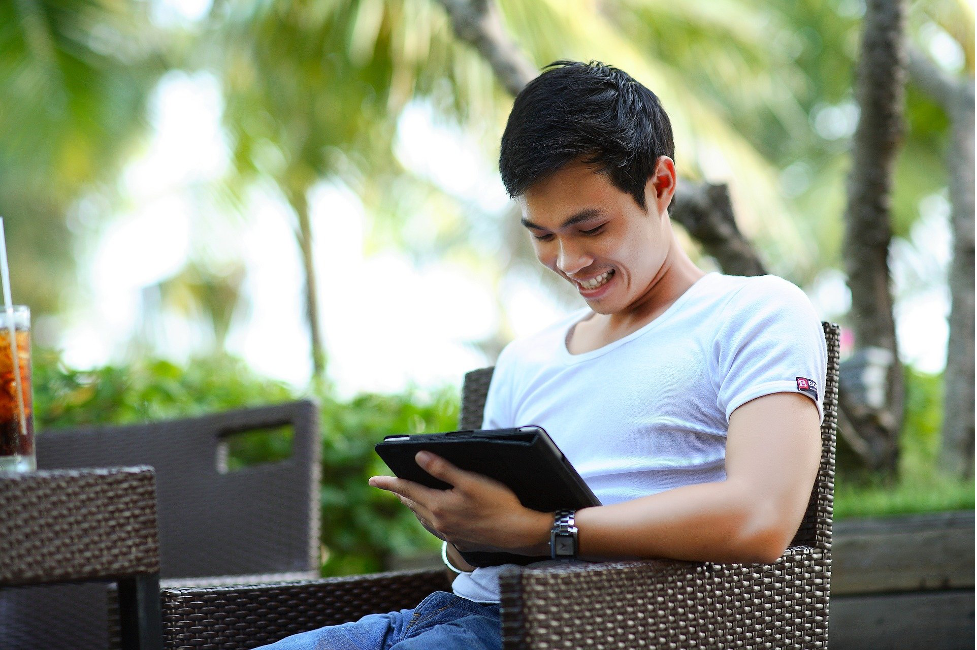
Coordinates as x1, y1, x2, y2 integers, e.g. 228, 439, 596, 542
375, 426, 600, 567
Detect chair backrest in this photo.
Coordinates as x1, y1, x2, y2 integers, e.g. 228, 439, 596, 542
460, 322, 840, 552
36, 400, 321, 578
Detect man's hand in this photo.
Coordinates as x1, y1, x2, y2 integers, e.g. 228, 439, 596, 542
369, 451, 551, 555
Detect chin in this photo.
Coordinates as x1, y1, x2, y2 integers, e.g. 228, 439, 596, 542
584, 298, 618, 315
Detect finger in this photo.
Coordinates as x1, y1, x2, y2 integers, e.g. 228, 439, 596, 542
369, 475, 441, 509
398, 495, 431, 519
413, 451, 479, 490
393, 494, 445, 540
414, 452, 511, 495
398, 494, 424, 518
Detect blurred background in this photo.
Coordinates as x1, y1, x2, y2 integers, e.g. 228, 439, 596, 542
2, 0, 973, 572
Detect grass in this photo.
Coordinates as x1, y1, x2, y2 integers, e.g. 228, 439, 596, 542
834, 472, 974, 520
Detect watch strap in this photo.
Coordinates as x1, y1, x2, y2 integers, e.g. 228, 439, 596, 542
550, 509, 578, 559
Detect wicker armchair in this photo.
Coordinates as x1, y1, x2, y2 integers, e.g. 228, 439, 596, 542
1, 401, 321, 650
159, 322, 839, 650
0, 467, 163, 650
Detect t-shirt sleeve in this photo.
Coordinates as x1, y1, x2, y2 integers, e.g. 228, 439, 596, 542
714, 276, 827, 422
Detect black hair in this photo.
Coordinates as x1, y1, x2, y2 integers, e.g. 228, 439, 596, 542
499, 60, 675, 209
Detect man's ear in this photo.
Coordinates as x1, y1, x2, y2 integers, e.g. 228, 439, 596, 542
646, 156, 676, 216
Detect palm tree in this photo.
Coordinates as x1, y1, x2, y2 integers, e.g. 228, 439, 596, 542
203, 0, 505, 376
0, 0, 166, 315
204, 0, 824, 378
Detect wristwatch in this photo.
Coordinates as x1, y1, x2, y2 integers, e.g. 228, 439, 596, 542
550, 509, 578, 559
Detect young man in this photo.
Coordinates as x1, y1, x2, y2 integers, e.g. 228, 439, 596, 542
259, 60, 826, 650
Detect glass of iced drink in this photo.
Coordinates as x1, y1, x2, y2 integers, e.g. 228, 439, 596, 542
0, 306, 33, 472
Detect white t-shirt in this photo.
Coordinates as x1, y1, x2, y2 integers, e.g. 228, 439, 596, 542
452, 273, 828, 602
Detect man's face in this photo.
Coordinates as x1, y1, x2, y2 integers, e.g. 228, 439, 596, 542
518, 158, 674, 316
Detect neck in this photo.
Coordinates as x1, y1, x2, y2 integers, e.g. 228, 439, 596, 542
606, 230, 705, 333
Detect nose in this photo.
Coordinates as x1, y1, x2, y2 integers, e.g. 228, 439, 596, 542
555, 240, 592, 276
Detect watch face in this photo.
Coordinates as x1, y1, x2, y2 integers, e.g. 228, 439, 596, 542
554, 535, 575, 556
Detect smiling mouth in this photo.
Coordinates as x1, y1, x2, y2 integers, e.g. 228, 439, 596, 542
574, 269, 614, 291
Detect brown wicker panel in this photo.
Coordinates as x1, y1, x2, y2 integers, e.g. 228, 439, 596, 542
460, 367, 495, 430
498, 548, 829, 649
159, 569, 451, 649
0, 467, 160, 586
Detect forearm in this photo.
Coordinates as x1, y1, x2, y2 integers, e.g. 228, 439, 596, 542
450, 476, 802, 564
446, 479, 804, 565
575, 478, 805, 564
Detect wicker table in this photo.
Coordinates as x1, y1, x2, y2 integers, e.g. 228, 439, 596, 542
0, 466, 164, 650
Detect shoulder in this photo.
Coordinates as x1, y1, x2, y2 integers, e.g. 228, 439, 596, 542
714, 273, 811, 303
706, 276, 827, 419
490, 306, 593, 380
709, 274, 825, 361
714, 274, 820, 322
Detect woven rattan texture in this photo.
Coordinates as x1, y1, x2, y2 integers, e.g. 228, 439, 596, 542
460, 367, 495, 430
499, 549, 829, 649
159, 569, 451, 649
0, 467, 159, 586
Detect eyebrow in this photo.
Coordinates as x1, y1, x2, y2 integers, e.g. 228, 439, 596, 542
520, 209, 603, 231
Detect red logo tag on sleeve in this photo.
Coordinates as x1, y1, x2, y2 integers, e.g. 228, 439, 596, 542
796, 377, 818, 401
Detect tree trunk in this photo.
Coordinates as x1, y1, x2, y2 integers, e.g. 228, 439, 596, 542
671, 181, 766, 276
286, 187, 327, 378
941, 84, 975, 478
908, 49, 976, 478
840, 0, 909, 475
434, 0, 538, 97
435, 0, 767, 278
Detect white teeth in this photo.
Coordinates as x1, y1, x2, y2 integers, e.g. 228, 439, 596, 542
578, 270, 613, 290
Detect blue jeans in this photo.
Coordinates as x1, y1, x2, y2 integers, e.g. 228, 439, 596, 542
255, 591, 501, 650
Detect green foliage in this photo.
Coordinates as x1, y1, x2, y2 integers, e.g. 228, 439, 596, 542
901, 365, 945, 466
34, 349, 456, 576
33, 349, 295, 428
317, 389, 459, 575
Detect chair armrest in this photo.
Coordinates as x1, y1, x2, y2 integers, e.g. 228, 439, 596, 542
160, 571, 320, 589
159, 568, 451, 649
498, 547, 830, 649
110, 571, 324, 648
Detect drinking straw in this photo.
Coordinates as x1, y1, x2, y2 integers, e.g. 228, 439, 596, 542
0, 218, 28, 445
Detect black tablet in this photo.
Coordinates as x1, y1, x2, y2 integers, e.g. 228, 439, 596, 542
375, 425, 600, 567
